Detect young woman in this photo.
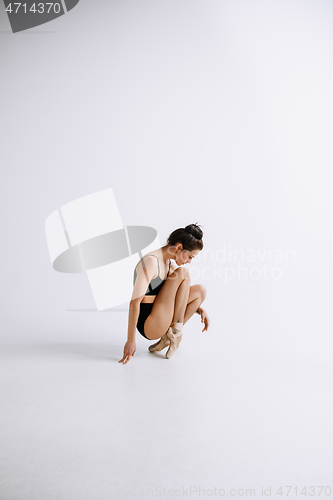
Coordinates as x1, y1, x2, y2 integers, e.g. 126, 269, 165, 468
119, 223, 210, 364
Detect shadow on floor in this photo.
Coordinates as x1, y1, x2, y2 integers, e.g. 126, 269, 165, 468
1, 341, 122, 363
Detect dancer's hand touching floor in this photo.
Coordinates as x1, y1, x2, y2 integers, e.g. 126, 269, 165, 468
119, 341, 136, 364
198, 308, 210, 332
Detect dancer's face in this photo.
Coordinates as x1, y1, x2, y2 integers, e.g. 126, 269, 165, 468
174, 245, 200, 266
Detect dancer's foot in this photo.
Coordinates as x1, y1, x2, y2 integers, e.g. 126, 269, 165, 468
165, 322, 183, 359
148, 332, 170, 352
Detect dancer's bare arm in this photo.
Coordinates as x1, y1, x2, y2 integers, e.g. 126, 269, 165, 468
119, 257, 158, 364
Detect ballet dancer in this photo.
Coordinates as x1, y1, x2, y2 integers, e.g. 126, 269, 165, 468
119, 223, 210, 364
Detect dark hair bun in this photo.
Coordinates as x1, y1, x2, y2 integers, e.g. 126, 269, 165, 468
167, 223, 204, 251
184, 223, 203, 240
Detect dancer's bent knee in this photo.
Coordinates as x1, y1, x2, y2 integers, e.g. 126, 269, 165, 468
168, 266, 190, 281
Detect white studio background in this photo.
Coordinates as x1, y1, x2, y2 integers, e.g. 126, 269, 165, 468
1, 1, 333, 499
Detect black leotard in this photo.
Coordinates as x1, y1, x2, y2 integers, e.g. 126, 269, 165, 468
133, 255, 171, 296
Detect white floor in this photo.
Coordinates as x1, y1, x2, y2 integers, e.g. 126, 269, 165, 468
1, 304, 332, 500
2, 0, 333, 497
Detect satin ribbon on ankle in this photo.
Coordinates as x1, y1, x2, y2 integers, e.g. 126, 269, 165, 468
167, 328, 182, 339
171, 322, 183, 330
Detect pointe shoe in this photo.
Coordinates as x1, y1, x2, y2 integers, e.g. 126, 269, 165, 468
165, 323, 183, 359
148, 332, 170, 352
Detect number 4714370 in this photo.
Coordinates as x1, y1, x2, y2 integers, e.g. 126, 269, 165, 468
6, 3, 61, 14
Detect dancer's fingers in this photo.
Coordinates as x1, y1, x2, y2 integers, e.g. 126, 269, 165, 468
119, 354, 129, 364
202, 318, 209, 332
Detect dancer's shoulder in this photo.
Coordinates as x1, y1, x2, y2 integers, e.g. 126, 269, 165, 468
135, 254, 159, 271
